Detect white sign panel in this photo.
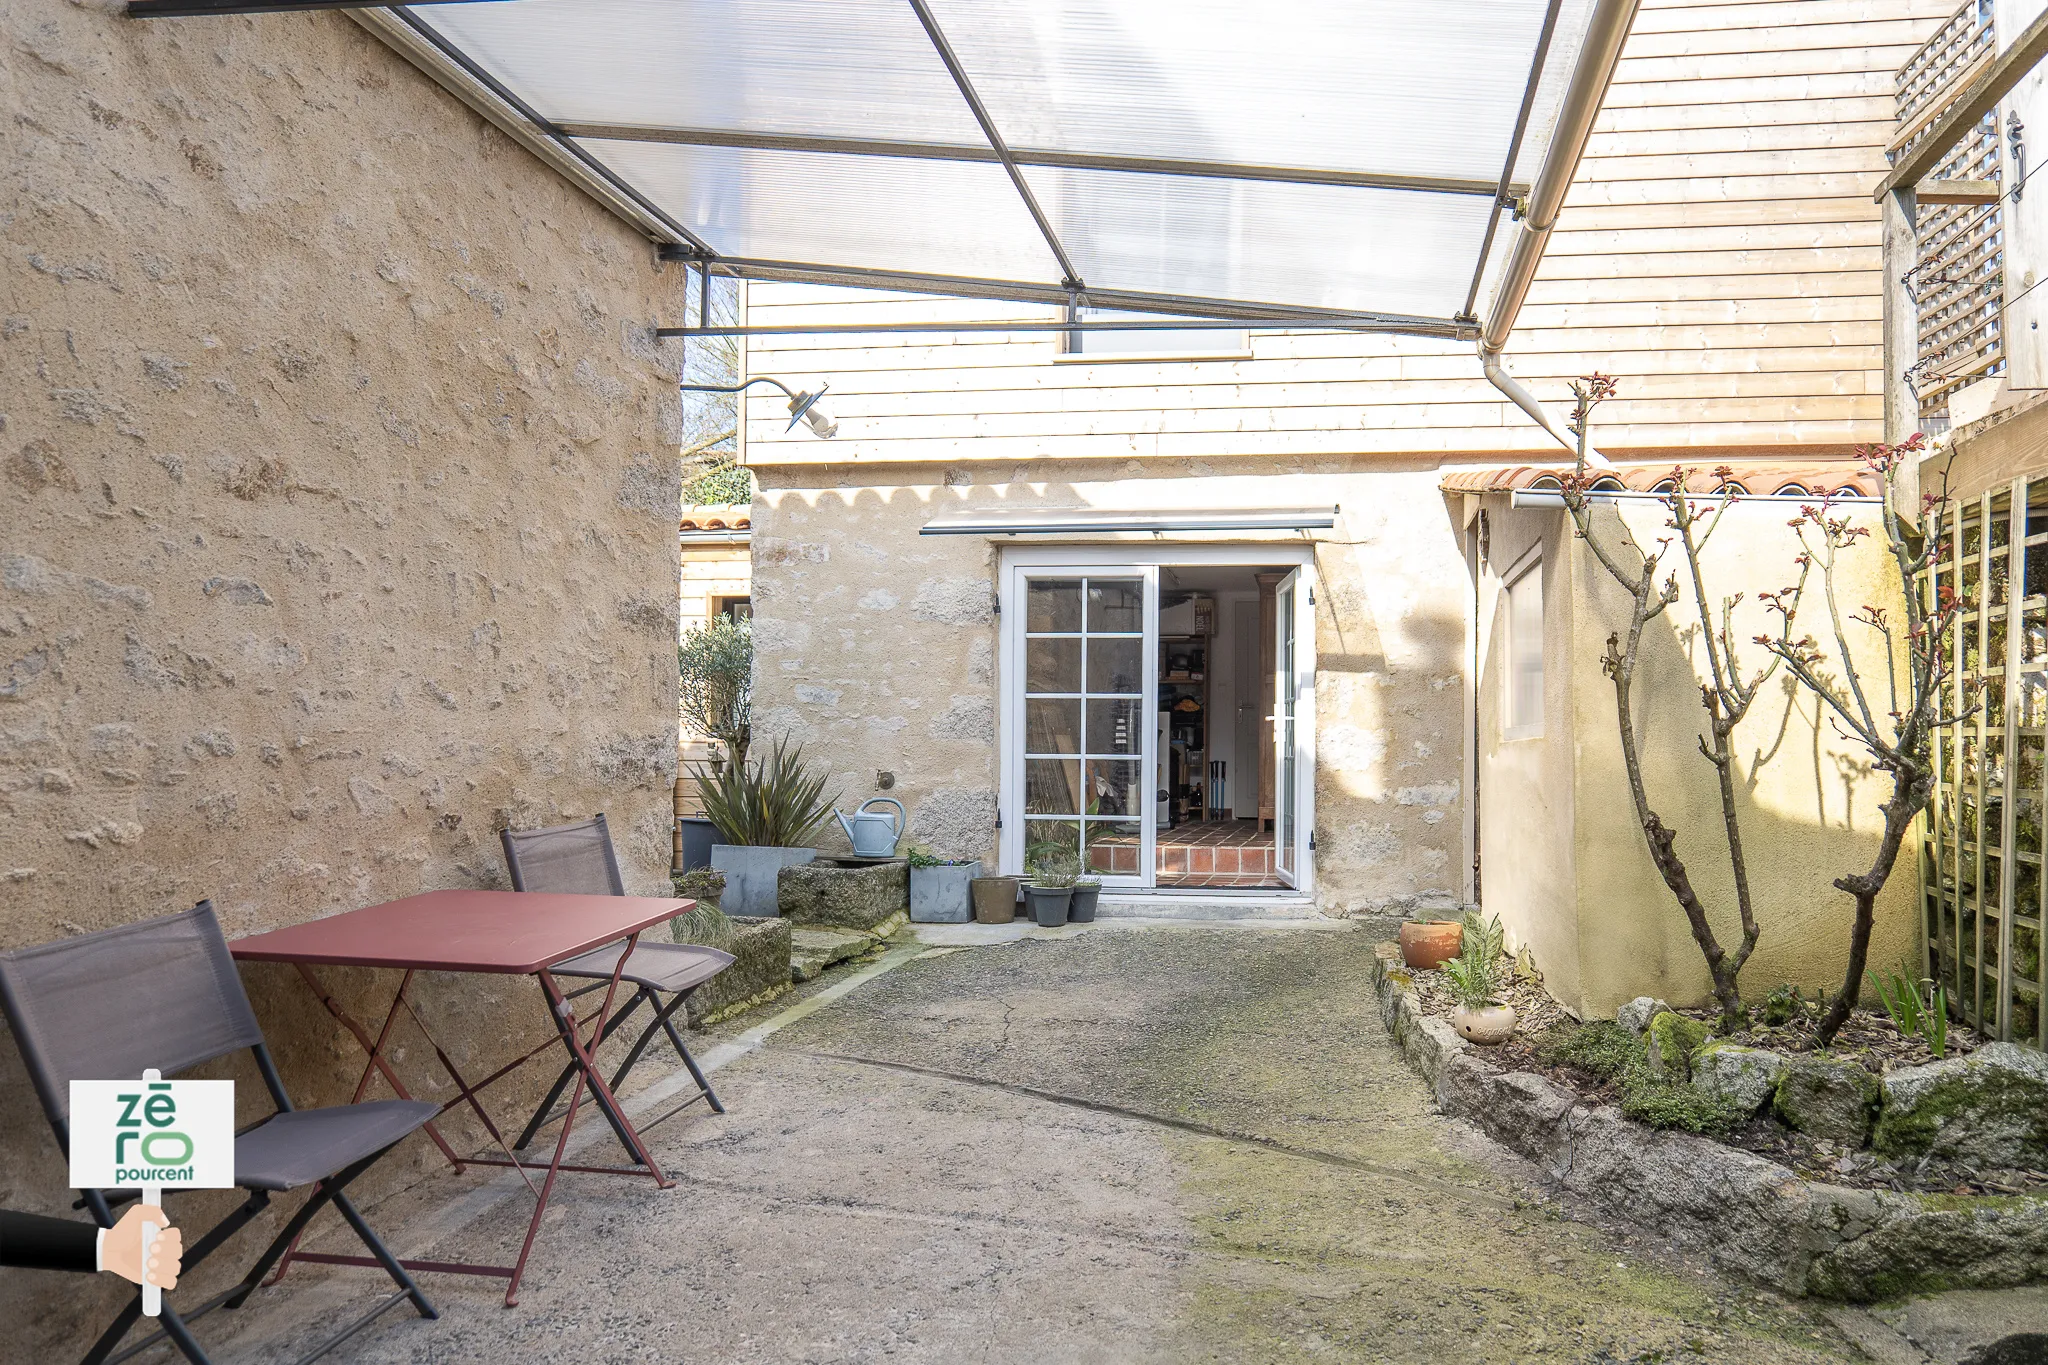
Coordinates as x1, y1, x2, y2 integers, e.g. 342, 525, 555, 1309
69, 1077, 235, 1191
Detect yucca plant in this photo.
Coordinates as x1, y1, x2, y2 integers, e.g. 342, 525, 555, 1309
692, 735, 834, 848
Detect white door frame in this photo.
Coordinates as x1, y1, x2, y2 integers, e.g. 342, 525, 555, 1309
998, 544, 1317, 898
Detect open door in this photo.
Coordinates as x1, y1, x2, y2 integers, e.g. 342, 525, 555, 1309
1271, 568, 1302, 888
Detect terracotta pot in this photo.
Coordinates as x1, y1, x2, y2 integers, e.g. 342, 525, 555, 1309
971, 876, 1019, 924
1453, 1002, 1518, 1046
1399, 920, 1464, 970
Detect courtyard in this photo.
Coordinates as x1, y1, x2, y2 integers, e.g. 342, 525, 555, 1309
182, 921, 1907, 1365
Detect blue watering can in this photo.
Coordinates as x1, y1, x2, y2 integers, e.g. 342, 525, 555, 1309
834, 797, 906, 857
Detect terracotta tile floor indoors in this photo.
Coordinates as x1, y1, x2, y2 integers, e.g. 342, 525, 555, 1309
1091, 819, 1286, 889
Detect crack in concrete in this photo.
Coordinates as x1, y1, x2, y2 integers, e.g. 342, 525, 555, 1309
784, 1047, 1519, 1212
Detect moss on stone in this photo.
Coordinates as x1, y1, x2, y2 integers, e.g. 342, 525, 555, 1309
1873, 1044, 2048, 1166
1535, 1019, 1636, 1080
1772, 1054, 1880, 1145
1645, 1011, 1709, 1080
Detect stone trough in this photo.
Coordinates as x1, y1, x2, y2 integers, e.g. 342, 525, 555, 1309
1371, 946, 2048, 1301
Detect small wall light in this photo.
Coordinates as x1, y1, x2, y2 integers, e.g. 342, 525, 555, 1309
680, 376, 837, 438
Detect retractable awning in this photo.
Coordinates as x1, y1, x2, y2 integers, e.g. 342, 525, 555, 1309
308, 0, 1600, 333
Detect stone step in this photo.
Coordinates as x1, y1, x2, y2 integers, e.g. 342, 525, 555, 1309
1096, 895, 1322, 922
789, 925, 885, 981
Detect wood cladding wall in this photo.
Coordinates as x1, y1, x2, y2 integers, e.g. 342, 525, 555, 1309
742, 0, 1957, 467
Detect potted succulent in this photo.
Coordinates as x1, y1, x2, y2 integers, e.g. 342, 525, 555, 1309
699, 736, 835, 917
1023, 847, 1080, 927
907, 845, 982, 923
1443, 912, 1516, 1045
1068, 873, 1101, 924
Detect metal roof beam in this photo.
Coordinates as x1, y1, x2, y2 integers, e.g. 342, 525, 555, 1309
128, 0, 489, 15
663, 252, 1477, 337
1460, 0, 1566, 319
661, 319, 1416, 338
562, 123, 1522, 200
905, 0, 1084, 291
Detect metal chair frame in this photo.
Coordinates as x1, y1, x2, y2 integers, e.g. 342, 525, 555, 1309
499, 814, 728, 1153
0, 903, 437, 1365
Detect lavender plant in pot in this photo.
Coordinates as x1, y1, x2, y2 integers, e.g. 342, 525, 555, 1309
1023, 847, 1079, 928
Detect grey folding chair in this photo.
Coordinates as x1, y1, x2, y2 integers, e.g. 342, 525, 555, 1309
0, 903, 438, 1365
499, 814, 733, 1154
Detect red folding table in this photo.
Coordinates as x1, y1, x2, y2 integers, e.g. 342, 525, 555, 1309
231, 888, 693, 1305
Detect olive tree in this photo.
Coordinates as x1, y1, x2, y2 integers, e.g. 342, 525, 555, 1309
678, 613, 752, 767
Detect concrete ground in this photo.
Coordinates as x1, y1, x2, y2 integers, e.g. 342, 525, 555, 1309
110, 921, 2029, 1363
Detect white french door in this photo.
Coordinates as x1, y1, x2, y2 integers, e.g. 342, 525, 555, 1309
1272, 568, 1303, 889
1009, 567, 1157, 888
999, 546, 1315, 896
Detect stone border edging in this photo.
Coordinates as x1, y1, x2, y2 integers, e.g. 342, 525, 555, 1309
1370, 947, 2048, 1301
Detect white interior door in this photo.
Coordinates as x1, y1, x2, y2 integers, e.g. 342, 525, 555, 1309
1272, 569, 1302, 889
1014, 568, 1156, 886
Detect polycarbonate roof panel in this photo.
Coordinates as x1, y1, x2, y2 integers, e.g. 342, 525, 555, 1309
582, 140, 1063, 283
1024, 166, 1495, 317
418, 0, 989, 144
392, 0, 1591, 322
930, 0, 1552, 182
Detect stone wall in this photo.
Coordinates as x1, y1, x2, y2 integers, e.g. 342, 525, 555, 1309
2, 3, 686, 1350
749, 459, 1471, 913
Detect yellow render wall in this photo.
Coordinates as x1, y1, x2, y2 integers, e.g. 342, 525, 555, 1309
1491, 496, 1917, 1020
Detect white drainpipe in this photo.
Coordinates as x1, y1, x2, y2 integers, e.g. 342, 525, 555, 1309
1478, 0, 1644, 469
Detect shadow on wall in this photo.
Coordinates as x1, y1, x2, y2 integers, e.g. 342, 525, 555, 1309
1477, 497, 1918, 1020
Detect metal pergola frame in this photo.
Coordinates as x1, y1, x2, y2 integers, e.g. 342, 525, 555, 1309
129, 0, 1568, 338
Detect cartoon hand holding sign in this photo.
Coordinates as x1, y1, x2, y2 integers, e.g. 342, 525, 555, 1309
71, 1070, 233, 1316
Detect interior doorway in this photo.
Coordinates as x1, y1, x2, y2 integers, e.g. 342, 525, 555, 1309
999, 546, 1315, 895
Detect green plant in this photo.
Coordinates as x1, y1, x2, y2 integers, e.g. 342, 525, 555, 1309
905, 844, 943, 869
692, 736, 834, 848
1460, 909, 1505, 965
1442, 952, 1500, 1010
1762, 983, 1807, 1027
682, 459, 752, 505
1870, 969, 1950, 1057
1533, 1021, 1742, 1134
678, 614, 753, 766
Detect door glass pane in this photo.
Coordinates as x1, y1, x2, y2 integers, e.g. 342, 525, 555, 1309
1025, 819, 1081, 869
1028, 579, 1083, 632
1087, 578, 1143, 633
1025, 759, 1083, 815
1086, 637, 1144, 694
1086, 759, 1143, 817
1027, 637, 1082, 693
1086, 698, 1144, 755
1026, 698, 1083, 755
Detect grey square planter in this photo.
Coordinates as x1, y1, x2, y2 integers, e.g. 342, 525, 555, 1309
710, 844, 816, 917
909, 860, 982, 923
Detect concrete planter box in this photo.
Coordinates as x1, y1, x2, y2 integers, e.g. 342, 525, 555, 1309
710, 844, 815, 917
909, 861, 981, 923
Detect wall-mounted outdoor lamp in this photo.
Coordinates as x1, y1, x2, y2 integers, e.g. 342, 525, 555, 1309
680, 376, 837, 438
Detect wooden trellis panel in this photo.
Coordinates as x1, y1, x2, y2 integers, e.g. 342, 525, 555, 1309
1923, 479, 2048, 1048
1894, 0, 2006, 421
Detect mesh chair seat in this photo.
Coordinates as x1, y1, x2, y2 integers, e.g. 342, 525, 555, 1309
553, 941, 734, 995
235, 1100, 440, 1192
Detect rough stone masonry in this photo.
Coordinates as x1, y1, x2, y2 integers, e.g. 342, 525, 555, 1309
1, 3, 689, 1354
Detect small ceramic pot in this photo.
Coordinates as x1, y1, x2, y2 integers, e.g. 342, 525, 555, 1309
1453, 1002, 1518, 1045
1399, 920, 1464, 970
1024, 884, 1073, 927
1068, 883, 1101, 923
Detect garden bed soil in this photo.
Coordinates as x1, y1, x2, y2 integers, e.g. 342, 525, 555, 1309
1403, 953, 2042, 1199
